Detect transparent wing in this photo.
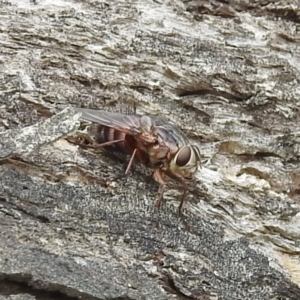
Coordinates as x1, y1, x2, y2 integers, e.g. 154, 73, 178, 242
74, 108, 143, 135
75, 108, 189, 151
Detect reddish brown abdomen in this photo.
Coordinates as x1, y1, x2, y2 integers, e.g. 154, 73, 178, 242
95, 125, 137, 155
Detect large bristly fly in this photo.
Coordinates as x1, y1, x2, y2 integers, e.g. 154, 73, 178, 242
74, 108, 201, 213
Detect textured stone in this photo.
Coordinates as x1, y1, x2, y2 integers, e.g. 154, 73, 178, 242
0, 0, 300, 299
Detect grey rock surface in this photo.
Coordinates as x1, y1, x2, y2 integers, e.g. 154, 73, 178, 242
0, 0, 300, 299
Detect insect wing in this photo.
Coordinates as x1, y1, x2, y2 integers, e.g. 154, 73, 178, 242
75, 108, 163, 146
75, 108, 142, 134
75, 108, 188, 153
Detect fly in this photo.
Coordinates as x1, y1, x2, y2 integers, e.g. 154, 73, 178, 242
74, 108, 201, 214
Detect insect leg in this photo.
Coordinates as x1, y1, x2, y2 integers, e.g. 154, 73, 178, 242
124, 148, 137, 176
112, 148, 137, 180
153, 169, 166, 209
69, 137, 125, 150
164, 170, 188, 215
83, 139, 125, 149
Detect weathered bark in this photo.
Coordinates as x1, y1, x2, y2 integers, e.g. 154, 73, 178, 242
0, 0, 300, 299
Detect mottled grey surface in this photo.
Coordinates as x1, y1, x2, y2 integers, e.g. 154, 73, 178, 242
0, 108, 79, 159
0, 0, 300, 299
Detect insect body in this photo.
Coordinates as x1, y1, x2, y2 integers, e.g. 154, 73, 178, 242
75, 108, 201, 213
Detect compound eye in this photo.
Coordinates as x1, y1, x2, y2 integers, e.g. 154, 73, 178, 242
176, 146, 191, 167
